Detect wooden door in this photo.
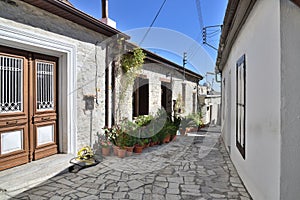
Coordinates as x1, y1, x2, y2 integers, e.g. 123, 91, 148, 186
31, 54, 58, 160
0, 47, 58, 171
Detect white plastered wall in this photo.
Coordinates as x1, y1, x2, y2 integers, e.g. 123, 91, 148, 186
280, 1, 300, 199
221, 1, 281, 199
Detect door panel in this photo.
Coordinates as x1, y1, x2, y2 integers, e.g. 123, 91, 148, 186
31, 57, 57, 161
0, 51, 29, 170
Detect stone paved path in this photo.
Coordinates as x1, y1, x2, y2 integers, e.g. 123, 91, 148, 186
10, 126, 252, 200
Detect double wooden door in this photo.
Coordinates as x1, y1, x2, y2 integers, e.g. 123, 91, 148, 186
0, 47, 58, 171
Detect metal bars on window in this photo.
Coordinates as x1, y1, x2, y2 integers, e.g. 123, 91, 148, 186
0, 55, 23, 113
36, 61, 54, 110
236, 54, 246, 159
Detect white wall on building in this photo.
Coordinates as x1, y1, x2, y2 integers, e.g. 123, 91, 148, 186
280, 1, 300, 199
204, 95, 221, 125
221, 1, 281, 199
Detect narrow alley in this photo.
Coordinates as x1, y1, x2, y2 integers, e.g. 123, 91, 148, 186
6, 126, 252, 200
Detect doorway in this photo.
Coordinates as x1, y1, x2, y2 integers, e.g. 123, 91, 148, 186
161, 82, 172, 115
0, 47, 58, 171
133, 77, 149, 118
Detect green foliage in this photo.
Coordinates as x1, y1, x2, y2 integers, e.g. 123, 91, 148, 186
180, 117, 195, 129
135, 115, 153, 127
121, 48, 146, 73
187, 112, 204, 127
119, 48, 146, 102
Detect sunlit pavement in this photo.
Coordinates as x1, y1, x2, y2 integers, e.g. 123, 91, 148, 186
7, 125, 252, 200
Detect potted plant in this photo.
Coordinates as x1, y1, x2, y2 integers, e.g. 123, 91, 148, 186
179, 117, 194, 135
103, 125, 120, 155
116, 131, 127, 158
142, 138, 149, 149
124, 134, 135, 156
134, 138, 144, 154
100, 139, 111, 156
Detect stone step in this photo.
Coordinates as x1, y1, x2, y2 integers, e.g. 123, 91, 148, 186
0, 154, 73, 199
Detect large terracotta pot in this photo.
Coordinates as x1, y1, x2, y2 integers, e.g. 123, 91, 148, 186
101, 147, 110, 156
134, 145, 143, 154
117, 148, 126, 158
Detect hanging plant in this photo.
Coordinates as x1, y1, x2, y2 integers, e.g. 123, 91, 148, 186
121, 48, 146, 73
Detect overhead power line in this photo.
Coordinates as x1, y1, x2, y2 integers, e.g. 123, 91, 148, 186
139, 0, 167, 46
195, 0, 204, 30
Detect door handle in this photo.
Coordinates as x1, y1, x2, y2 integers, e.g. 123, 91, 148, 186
6, 121, 18, 125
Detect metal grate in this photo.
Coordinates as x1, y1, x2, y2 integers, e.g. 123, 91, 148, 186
0, 55, 23, 113
36, 61, 54, 110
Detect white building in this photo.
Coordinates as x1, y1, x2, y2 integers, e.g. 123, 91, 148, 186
216, 0, 300, 199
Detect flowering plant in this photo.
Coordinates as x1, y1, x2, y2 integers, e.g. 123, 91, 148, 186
103, 125, 123, 146
100, 139, 111, 148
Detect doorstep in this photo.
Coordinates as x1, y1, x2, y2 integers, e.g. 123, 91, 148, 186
0, 154, 74, 199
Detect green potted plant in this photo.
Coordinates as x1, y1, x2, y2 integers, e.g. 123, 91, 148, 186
179, 117, 194, 135
134, 138, 144, 154
124, 134, 135, 156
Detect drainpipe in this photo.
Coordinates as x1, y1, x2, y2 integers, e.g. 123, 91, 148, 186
197, 80, 199, 113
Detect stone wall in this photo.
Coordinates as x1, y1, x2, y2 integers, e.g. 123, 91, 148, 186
115, 61, 199, 122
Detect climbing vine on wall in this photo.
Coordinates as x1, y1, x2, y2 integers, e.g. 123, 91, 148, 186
118, 48, 146, 101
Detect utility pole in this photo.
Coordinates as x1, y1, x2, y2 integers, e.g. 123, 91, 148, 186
183, 52, 187, 80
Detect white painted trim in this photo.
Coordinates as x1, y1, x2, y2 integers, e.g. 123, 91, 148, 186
0, 23, 77, 154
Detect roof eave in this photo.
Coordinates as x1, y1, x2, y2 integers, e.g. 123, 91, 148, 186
144, 49, 203, 81
215, 0, 257, 73
123, 42, 203, 80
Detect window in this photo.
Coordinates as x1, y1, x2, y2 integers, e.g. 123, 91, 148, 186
236, 54, 246, 159
133, 77, 149, 117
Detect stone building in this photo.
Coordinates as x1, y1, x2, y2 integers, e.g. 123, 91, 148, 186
111, 47, 203, 125
0, 0, 202, 171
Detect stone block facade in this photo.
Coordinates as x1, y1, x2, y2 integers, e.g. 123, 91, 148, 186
0, 0, 203, 166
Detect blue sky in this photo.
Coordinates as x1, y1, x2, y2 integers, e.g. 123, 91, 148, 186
69, 0, 228, 90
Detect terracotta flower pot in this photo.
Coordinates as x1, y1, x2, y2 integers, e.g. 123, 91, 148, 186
113, 145, 119, 156
101, 147, 110, 156
134, 145, 143, 154
117, 148, 126, 158
125, 146, 134, 156
163, 134, 171, 143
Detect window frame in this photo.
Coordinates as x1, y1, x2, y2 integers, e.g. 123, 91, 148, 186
236, 54, 246, 159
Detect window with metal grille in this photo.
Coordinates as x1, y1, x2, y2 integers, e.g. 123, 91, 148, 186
0, 55, 23, 113
36, 61, 54, 110
236, 54, 246, 159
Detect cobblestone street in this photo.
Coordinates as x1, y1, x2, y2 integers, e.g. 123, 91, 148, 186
9, 126, 251, 200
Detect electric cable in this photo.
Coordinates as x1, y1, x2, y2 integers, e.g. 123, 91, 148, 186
139, 0, 167, 46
